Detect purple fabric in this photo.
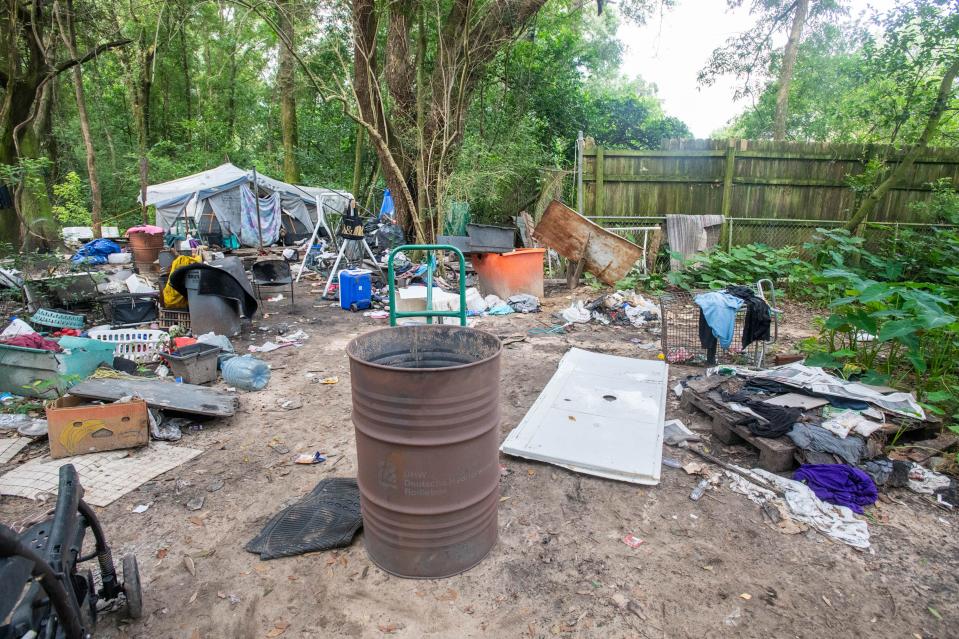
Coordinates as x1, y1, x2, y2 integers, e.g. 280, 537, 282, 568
794, 464, 877, 514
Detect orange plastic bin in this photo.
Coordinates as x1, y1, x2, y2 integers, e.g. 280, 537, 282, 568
471, 248, 546, 300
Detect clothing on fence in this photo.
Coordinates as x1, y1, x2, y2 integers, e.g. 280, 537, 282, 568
665, 214, 724, 270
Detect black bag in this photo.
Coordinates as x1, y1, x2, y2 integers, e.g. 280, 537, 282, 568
108, 294, 158, 325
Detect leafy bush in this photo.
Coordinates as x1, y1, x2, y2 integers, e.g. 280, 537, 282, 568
52, 171, 92, 227
662, 244, 814, 294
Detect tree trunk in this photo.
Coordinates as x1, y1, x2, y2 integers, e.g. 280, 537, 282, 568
56, 0, 103, 237
179, 13, 192, 122
277, 0, 298, 183
845, 56, 959, 232
135, 44, 154, 225
351, 125, 364, 196
773, 0, 809, 141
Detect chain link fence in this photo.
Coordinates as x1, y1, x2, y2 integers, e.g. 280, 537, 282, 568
590, 216, 959, 263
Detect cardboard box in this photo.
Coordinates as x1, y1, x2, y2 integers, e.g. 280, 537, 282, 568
46, 396, 150, 459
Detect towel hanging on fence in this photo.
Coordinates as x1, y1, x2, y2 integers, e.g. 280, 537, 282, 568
666, 214, 724, 270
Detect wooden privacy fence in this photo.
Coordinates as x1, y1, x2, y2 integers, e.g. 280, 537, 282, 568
582, 139, 959, 233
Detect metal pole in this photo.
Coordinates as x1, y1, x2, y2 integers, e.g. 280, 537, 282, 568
252, 166, 264, 250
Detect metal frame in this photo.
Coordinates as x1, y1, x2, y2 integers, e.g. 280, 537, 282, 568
659, 279, 779, 368
387, 245, 467, 326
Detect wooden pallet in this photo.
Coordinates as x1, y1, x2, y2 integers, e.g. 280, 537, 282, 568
681, 378, 796, 472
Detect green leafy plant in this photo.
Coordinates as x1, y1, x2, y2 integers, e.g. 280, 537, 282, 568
52, 171, 93, 227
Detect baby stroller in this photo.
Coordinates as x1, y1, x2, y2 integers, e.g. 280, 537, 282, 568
0, 464, 142, 638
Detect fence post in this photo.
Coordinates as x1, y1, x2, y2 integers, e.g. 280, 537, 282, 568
721, 140, 736, 218
595, 146, 605, 217
727, 217, 734, 250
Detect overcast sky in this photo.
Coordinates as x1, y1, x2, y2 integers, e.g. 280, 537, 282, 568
618, 0, 900, 137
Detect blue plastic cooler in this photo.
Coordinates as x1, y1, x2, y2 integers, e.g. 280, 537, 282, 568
339, 269, 372, 311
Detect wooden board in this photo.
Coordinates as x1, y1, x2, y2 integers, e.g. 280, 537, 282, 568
682, 386, 795, 473
68, 379, 238, 417
533, 200, 643, 285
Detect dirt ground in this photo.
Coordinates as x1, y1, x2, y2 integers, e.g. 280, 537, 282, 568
2, 282, 957, 639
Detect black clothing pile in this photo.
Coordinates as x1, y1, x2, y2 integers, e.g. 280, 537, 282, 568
721, 390, 801, 438
725, 285, 771, 348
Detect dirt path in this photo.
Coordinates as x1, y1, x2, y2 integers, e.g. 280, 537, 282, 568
1, 285, 956, 639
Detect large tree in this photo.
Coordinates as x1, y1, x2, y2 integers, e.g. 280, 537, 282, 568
699, 0, 845, 141
0, 1, 128, 247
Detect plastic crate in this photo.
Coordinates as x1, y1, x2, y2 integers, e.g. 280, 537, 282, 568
158, 308, 191, 331
31, 308, 86, 330
87, 327, 169, 364
161, 343, 220, 384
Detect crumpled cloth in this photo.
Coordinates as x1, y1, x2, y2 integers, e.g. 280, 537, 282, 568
162, 254, 201, 309
788, 422, 866, 465
0, 334, 62, 352
125, 225, 165, 236
507, 294, 540, 313
752, 468, 870, 549
793, 464, 878, 514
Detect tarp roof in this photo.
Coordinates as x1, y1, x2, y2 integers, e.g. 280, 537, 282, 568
142, 162, 349, 209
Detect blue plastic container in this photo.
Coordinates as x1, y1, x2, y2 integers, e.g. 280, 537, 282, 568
339, 269, 372, 311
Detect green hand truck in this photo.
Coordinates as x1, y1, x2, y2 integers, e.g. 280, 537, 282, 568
387, 245, 467, 326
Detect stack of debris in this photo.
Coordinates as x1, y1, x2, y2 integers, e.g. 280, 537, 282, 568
678, 362, 956, 511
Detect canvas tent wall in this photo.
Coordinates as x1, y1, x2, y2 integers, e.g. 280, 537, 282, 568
142, 163, 352, 246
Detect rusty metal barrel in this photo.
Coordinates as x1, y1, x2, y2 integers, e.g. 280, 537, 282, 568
347, 325, 502, 578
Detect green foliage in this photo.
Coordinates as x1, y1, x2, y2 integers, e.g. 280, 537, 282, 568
656, 244, 813, 293
52, 172, 92, 226
723, 0, 959, 144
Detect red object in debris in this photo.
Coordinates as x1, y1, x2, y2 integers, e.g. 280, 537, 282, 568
172, 337, 198, 350
471, 248, 546, 300
622, 534, 645, 549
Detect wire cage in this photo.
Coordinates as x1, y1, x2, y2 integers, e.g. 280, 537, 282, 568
659, 280, 779, 367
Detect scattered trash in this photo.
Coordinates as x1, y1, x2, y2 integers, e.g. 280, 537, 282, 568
560, 301, 591, 324
0, 413, 33, 431
622, 534, 645, 548
294, 452, 327, 464
207, 479, 225, 492
320, 376, 339, 385
267, 294, 285, 302
277, 398, 303, 410
221, 355, 271, 391
16, 418, 48, 438
664, 419, 700, 447
186, 495, 205, 511
132, 503, 151, 514
507, 294, 540, 313
689, 478, 710, 501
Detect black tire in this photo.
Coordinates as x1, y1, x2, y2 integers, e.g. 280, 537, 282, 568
122, 554, 143, 620
350, 303, 359, 312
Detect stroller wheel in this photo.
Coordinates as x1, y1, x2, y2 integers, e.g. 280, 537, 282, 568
122, 554, 143, 619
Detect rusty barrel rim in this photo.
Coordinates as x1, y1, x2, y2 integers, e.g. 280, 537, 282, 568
346, 325, 503, 372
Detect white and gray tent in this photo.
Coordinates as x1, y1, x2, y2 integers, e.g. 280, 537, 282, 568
142, 163, 352, 247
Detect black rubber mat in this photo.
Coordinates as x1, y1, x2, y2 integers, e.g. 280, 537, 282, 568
245, 478, 362, 560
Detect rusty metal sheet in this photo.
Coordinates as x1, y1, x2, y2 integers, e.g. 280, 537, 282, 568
68, 378, 238, 417
533, 200, 644, 285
